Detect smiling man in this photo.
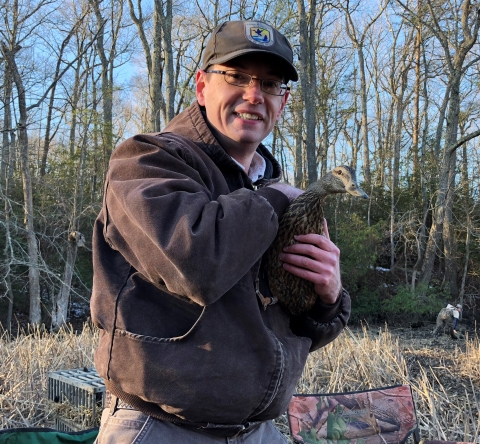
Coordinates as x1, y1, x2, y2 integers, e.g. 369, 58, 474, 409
91, 20, 351, 443
196, 53, 289, 169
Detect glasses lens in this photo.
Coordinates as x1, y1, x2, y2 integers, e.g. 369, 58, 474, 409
224, 71, 251, 87
261, 80, 284, 96
224, 71, 287, 96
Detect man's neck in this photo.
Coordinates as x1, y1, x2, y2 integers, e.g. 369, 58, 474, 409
226, 149, 255, 171
209, 124, 257, 171
230, 151, 266, 182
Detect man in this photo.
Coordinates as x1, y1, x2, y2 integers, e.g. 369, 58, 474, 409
91, 20, 351, 443
433, 303, 462, 339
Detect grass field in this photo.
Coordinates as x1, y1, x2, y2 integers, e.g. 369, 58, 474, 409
0, 323, 479, 442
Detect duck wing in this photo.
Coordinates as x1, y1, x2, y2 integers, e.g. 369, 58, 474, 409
265, 192, 325, 315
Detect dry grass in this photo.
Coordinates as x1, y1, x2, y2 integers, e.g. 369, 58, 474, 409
0, 323, 479, 442
0, 323, 98, 429
461, 334, 480, 381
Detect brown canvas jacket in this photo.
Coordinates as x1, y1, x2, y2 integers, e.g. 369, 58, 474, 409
90, 101, 350, 428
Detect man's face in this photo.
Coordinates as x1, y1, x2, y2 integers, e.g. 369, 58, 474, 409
195, 54, 289, 151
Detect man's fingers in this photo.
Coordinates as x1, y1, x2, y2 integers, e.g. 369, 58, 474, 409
279, 229, 342, 304
280, 251, 323, 272
286, 233, 339, 256
323, 219, 330, 240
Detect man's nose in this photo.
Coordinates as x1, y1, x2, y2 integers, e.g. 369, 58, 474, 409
243, 78, 264, 104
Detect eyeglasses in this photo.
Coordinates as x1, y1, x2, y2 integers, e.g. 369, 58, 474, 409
205, 70, 290, 96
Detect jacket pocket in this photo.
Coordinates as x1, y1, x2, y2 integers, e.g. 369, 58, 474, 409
107, 285, 286, 425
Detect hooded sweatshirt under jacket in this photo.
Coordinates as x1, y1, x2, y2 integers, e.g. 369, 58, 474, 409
90, 101, 351, 428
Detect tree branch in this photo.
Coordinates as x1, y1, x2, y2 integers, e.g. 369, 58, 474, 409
448, 127, 480, 155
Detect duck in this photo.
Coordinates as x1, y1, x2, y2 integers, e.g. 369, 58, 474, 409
265, 165, 368, 315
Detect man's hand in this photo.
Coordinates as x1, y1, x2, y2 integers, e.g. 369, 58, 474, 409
278, 219, 342, 305
267, 182, 304, 202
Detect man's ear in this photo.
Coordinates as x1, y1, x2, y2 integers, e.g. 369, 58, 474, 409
196, 70, 207, 105
276, 90, 289, 122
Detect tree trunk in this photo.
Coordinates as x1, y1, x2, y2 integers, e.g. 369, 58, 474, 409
52, 82, 89, 330
411, 36, 431, 290
412, 24, 421, 182
52, 232, 85, 330
68, 57, 84, 157
292, 94, 304, 187
297, 0, 318, 185
357, 48, 371, 185
128, 0, 164, 131
152, 5, 164, 131
3, 44, 42, 325
160, 0, 174, 124
1, 56, 14, 185
2, 56, 16, 332
442, 153, 458, 296
90, 0, 118, 158
458, 217, 471, 307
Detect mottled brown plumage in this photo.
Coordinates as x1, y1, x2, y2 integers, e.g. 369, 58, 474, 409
266, 166, 368, 315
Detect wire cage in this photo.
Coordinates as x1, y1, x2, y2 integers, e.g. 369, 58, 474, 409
47, 367, 105, 431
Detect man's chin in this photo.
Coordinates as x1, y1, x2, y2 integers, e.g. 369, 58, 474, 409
232, 130, 268, 146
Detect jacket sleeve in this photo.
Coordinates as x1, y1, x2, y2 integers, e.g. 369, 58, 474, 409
289, 288, 351, 352
102, 134, 289, 307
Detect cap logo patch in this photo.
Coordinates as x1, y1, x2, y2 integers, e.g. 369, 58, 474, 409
245, 22, 274, 47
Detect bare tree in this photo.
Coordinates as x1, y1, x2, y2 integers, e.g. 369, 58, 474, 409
158, 0, 174, 123
128, 0, 174, 130
297, 0, 318, 185
401, 0, 480, 296
386, 21, 416, 273
1, 39, 16, 331
51, 26, 96, 330
1, 42, 42, 324
338, 0, 387, 185
1, 0, 100, 325
90, 0, 126, 159
40, 6, 92, 176
1, 0, 54, 325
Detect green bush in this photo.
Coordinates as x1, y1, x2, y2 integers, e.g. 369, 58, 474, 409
349, 287, 382, 323
333, 214, 447, 324
335, 215, 385, 292
381, 283, 446, 317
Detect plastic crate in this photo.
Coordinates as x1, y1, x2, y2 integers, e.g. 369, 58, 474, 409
54, 416, 86, 432
48, 367, 105, 429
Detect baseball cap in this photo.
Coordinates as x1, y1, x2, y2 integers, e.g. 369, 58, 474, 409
201, 20, 298, 82
456, 304, 462, 309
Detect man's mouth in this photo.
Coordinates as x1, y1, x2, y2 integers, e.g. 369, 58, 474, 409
235, 112, 262, 121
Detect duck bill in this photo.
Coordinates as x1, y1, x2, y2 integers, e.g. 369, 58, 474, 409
351, 188, 369, 199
